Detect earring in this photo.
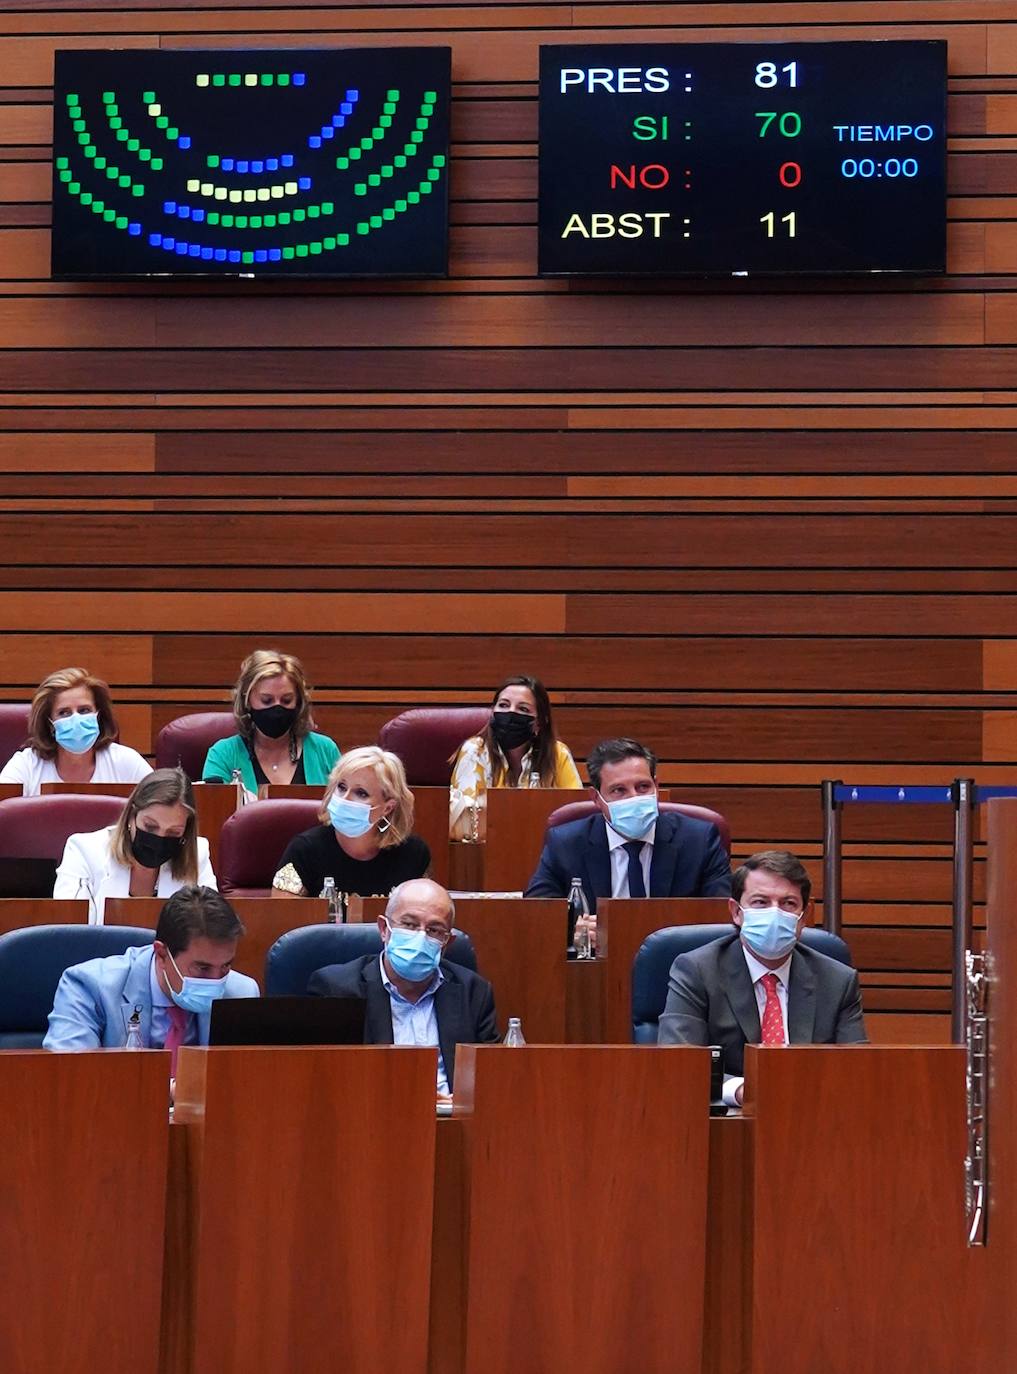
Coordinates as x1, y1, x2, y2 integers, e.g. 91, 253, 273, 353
376, 816, 391, 834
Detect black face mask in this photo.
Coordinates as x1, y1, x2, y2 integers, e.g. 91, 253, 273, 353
249, 704, 298, 739
130, 826, 183, 871
491, 709, 536, 751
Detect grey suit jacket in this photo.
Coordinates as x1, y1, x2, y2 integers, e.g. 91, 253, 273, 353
657, 933, 866, 1074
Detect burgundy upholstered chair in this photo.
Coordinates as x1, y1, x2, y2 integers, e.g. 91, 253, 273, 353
216, 799, 322, 898
0, 793, 127, 897
0, 703, 31, 770
544, 799, 732, 855
155, 712, 236, 780
377, 707, 491, 786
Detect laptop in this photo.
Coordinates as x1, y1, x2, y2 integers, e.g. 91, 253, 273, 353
209, 996, 367, 1047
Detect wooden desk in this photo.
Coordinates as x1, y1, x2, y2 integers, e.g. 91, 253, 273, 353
745, 1045, 970, 1373
167, 1046, 438, 1374
0, 897, 89, 934
39, 780, 238, 871
599, 898, 730, 1043
0, 1050, 169, 1374
454, 1045, 711, 1374
0, 783, 22, 801
103, 896, 329, 987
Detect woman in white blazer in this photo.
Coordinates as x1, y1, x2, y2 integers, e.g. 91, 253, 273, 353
54, 768, 216, 924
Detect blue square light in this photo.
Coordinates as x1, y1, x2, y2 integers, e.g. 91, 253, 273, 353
178, 136, 191, 149
179, 205, 191, 219
267, 158, 279, 171
201, 247, 213, 259
298, 176, 311, 190
188, 244, 201, 257
149, 232, 162, 246
252, 160, 264, 173
175, 241, 188, 254
268, 247, 282, 261
321, 126, 334, 139
129, 223, 141, 236
222, 158, 234, 171
347, 90, 359, 102
164, 236, 175, 250
281, 154, 294, 167
228, 249, 241, 262
237, 160, 249, 173
254, 249, 268, 262
192, 208, 205, 223
308, 136, 321, 149
293, 73, 306, 86
163, 201, 176, 214
214, 248, 227, 261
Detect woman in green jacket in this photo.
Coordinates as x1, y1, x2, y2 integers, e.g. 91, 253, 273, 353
202, 648, 340, 792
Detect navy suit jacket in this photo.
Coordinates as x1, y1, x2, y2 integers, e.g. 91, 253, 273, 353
524, 810, 731, 913
306, 954, 499, 1090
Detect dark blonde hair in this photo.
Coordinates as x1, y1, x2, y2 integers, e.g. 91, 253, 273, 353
110, 768, 199, 881
231, 649, 315, 743
27, 667, 118, 761
319, 747, 415, 849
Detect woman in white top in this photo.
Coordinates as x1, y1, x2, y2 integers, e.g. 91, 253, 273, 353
0, 665, 151, 797
54, 767, 216, 924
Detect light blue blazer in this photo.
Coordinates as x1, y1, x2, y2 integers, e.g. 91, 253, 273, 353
43, 944, 259, 1051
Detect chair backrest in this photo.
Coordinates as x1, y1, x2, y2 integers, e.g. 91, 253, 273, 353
217, 799, 323, 896
630, 924, 855, 1043
377, 707, 491, 786
265, 922, 478, 995
545, 799, 732, 855
0, 794, 128, 897
0, 923, 155, 1047
0, 703, 30, 769
155, 711, 237, 780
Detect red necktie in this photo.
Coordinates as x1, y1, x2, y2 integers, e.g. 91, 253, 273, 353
759, 972, 785, 1046
164, 1005, 190, 1076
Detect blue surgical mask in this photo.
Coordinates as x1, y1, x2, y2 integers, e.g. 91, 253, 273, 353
738, 905, 801, 962
52, 711, 100, 754
166, 949, 229, 1015
384, 921, 444, 983
602, 792, 658, 840
327, 794, 375, 838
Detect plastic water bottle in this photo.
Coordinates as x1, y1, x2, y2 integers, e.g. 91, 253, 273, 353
230, 767, 247, 809
528, 769, 541, 789
321, 876, 343, 923
125, 1008, 144, 1050
503, 1017, 526, 1046
569, 878, 592, 960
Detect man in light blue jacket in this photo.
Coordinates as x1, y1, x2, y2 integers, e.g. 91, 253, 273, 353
44, 885, 259, 1061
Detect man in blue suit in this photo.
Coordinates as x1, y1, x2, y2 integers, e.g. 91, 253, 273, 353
44, 885, 259, 1060
524, 738, 731, 913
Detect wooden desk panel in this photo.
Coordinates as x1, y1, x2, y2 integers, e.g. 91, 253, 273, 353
103, 896, 328, 987
456, 1045, 711, 1374
0, 1051, 169, 1374
599, 898, 731, 1043
746, 1045, 969, 1374
482, 788, 583, 892
0, 897, 89, 933
171, 1045, 437, 1374
0, 784, 22, 801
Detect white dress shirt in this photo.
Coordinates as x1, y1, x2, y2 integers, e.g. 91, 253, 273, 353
606, 822, 655, 898
723, 942, 792, 1106
53, 825, 217, 923
0, 742, 151, 797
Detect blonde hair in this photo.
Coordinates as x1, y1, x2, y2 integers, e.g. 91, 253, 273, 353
110, 768, 199, 880
319, 746, 415, 849
231, 649, 315, 742
27, 667, 118, 761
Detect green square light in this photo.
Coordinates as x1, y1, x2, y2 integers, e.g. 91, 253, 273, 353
116, 130, 129, 142
260, 73, 274, 86
295, 244, 308, 257
108, 117, 122, 130
228, 74, 241, 87
394, 198, 406, 213
323, 236, 336, 250
382, 207, 395, 220
143, 90, 155, 104
309, 241, 322, 254
68, 106, 82, 120
394, 155, 407, 169
91, 198, 103, 212
420, 181, 432, 194
166, 128, 178, 140
369, 214, 382, 228
278, 212, 291, 226
118, 174, 131, 188
337, 233, 349, 246
308, 205, 320, 219
293, 208, 306, 222
415, 118, 428, 131
424, 90, 436, 102
427, 168, 441, 181
410, 131, 423, 144
102, 90, 115, 104
77, 133, 90, 146
321, 201, 333, 216
421, 103, 434, 117
336, 157, 349, 170
354, 183, 366, 196
221, 213, 234, 227
80, 190, 92, 204
138, 148, 151, 162
58, 168, 72, 182
55, 155, 69, 170
207, 211, 220, 225
94, 155, 106, 169
349, 147, 362, 161
213, 74, 226, 87
433, 154, 446, 167
381, 165, 394, 179
66, 93, 79, 105
127, 138, 139, 152
264, 214, 276, 227
242, 250, 254, 263
387, 89, 400, 100
105, 166, 118, 179
150, 158, 163, 171
278, 73, 290, 87
407, 190, 420, 204
368, 173, 381, 188
72, 119, 85, 133
282, 245, 295, 259
132, 184, 144, 197
371, 127, 383, 140
250, 215, 262, 228
356, 221, 369, 235
84, 146, 96, 159
115, 215, 128, 229
382, 103, 396, 115
207, 154, 219, 168
235, 215, 248, 228
156, 116, 168, 129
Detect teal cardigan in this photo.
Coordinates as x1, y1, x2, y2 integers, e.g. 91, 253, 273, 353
202, 731, 341, 793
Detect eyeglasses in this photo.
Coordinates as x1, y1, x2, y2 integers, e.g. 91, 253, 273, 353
388, 918, 452, 945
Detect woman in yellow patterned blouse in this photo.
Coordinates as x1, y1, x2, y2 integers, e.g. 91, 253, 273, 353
449, 675, 583, 840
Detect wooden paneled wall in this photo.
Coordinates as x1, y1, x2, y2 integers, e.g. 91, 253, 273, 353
2, 2, 1015, 1038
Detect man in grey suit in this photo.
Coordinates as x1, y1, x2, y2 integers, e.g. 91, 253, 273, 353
658, 850, 866, 1104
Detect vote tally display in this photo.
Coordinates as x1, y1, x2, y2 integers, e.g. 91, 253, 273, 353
537, 41, 947, 276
